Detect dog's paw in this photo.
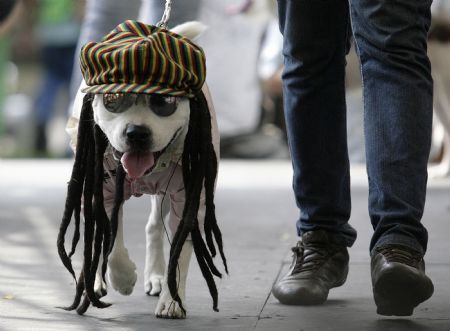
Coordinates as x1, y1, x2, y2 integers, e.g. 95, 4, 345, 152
94, 274, 107, 298
145, 275, 164, 296
107, 252, 137, 296
155, 288, 186, 319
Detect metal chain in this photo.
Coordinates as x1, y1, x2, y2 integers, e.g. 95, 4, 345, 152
157, 0, 173, 28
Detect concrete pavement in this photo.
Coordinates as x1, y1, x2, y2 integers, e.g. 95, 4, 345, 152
0, 159, 449, 331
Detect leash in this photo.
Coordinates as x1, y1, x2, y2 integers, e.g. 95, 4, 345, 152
157, 0, 173, 28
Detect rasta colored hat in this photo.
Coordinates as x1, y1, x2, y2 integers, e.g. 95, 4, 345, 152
80, 20, 206, 97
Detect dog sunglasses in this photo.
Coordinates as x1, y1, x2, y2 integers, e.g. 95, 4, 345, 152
103, 93, 180, 116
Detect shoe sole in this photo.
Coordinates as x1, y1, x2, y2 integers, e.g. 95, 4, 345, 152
373, 263, 434, 316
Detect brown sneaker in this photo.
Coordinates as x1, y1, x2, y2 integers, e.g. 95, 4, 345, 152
272, 230, 349, 305
371, 245, 434, 316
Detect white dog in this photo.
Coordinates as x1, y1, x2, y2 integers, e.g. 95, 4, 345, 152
59, 21, 226, 319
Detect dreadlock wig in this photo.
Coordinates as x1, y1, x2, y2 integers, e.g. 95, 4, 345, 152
57, 20, 227, 315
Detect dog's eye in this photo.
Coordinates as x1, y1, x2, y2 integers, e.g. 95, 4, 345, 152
103, 93, 133, 113
148, 95, 179, 117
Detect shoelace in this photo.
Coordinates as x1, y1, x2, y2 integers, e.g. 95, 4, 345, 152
290, 242, 331, 274
377, 246, 423, 268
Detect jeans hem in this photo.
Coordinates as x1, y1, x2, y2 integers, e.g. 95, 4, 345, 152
371, 234, 425, 256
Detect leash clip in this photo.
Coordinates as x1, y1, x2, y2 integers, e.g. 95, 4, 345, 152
157, 0, 173, 29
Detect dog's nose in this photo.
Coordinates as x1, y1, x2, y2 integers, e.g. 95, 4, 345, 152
125, 124, 151, 148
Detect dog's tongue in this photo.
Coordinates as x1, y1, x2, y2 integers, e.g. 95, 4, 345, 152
121, 151, 155, 179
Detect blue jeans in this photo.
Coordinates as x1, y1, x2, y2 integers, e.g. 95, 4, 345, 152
277, 0, 433, 254
35, 45, 76, 125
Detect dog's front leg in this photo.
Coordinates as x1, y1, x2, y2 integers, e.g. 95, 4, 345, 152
144, 195, 168, 296
107, 206, 138, 296
155, 240, 193, 319
94, 254, 107, 298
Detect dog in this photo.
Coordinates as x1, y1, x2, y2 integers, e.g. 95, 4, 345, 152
59, 20, 227, 319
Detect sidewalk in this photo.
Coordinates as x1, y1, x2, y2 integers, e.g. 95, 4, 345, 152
0, 160, 449, 331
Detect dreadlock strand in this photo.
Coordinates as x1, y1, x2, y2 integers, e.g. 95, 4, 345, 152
67, 120, 91, 258
203, 152, 218, 258
101, 212, 112, 282
166, 181, 206, 313
203, 222, 216, 257
193, 90, 229, 301
57, 162, 86, 264
57, 94, 94, 280
91, 125, 108, 280
205, 146, 228, 276
168, 92, 224, 312
167, 181, 201, 289
191, 227, 219, 312
57, 194, 79, 279
189, 100, 223, 302
191, 227, 222, 277
204, 147, 228, 274
68, 207, 81, 258
59, 269, 85, 311
108, 163, 125, 253
183, 97, 203, 186
77, 125, 109, 311
206, 195, 228, 274
67, 131, 91, 258
168, 188, 200, 272
205, 175, 229, 274
212, 223, 228, 274
199, 92, 228, 274
175, 96, 215, 297
167, 166, 204, 310
80, 132, 96, 305
203, 191, 218, 259
79, 122, 110, 310
76, 295, 91, 315
102, 163, 125, 281
166, 227, 189, 313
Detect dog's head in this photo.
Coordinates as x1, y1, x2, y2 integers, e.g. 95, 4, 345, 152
77, 21, 207, 179
92, 91, 190, 179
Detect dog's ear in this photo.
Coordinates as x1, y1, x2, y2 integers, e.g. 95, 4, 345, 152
71, 80, 89, 119
171, 21, 207, 40
66, 81, 90, 153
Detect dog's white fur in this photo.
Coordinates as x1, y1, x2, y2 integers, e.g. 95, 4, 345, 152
69, 22, 217, 319
429, 73, 450, 178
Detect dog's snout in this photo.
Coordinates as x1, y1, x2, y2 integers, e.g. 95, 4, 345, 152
126, 124, 150, 140
125, 124, 151, 149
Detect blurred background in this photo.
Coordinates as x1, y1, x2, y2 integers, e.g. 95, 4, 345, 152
0, 0, 449, 167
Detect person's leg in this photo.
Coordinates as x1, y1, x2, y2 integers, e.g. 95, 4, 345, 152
278, 0, 356, 246
272, 0, 355, 306
350, 0, 432, 255
34, 46, 66, 153
350, 0, 434, 315
34, 71, 60, 152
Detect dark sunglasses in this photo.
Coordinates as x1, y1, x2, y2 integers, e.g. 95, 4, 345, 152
102, 93, 180, 117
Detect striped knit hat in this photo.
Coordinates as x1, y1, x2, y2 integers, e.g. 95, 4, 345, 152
80, 20, 206, 97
